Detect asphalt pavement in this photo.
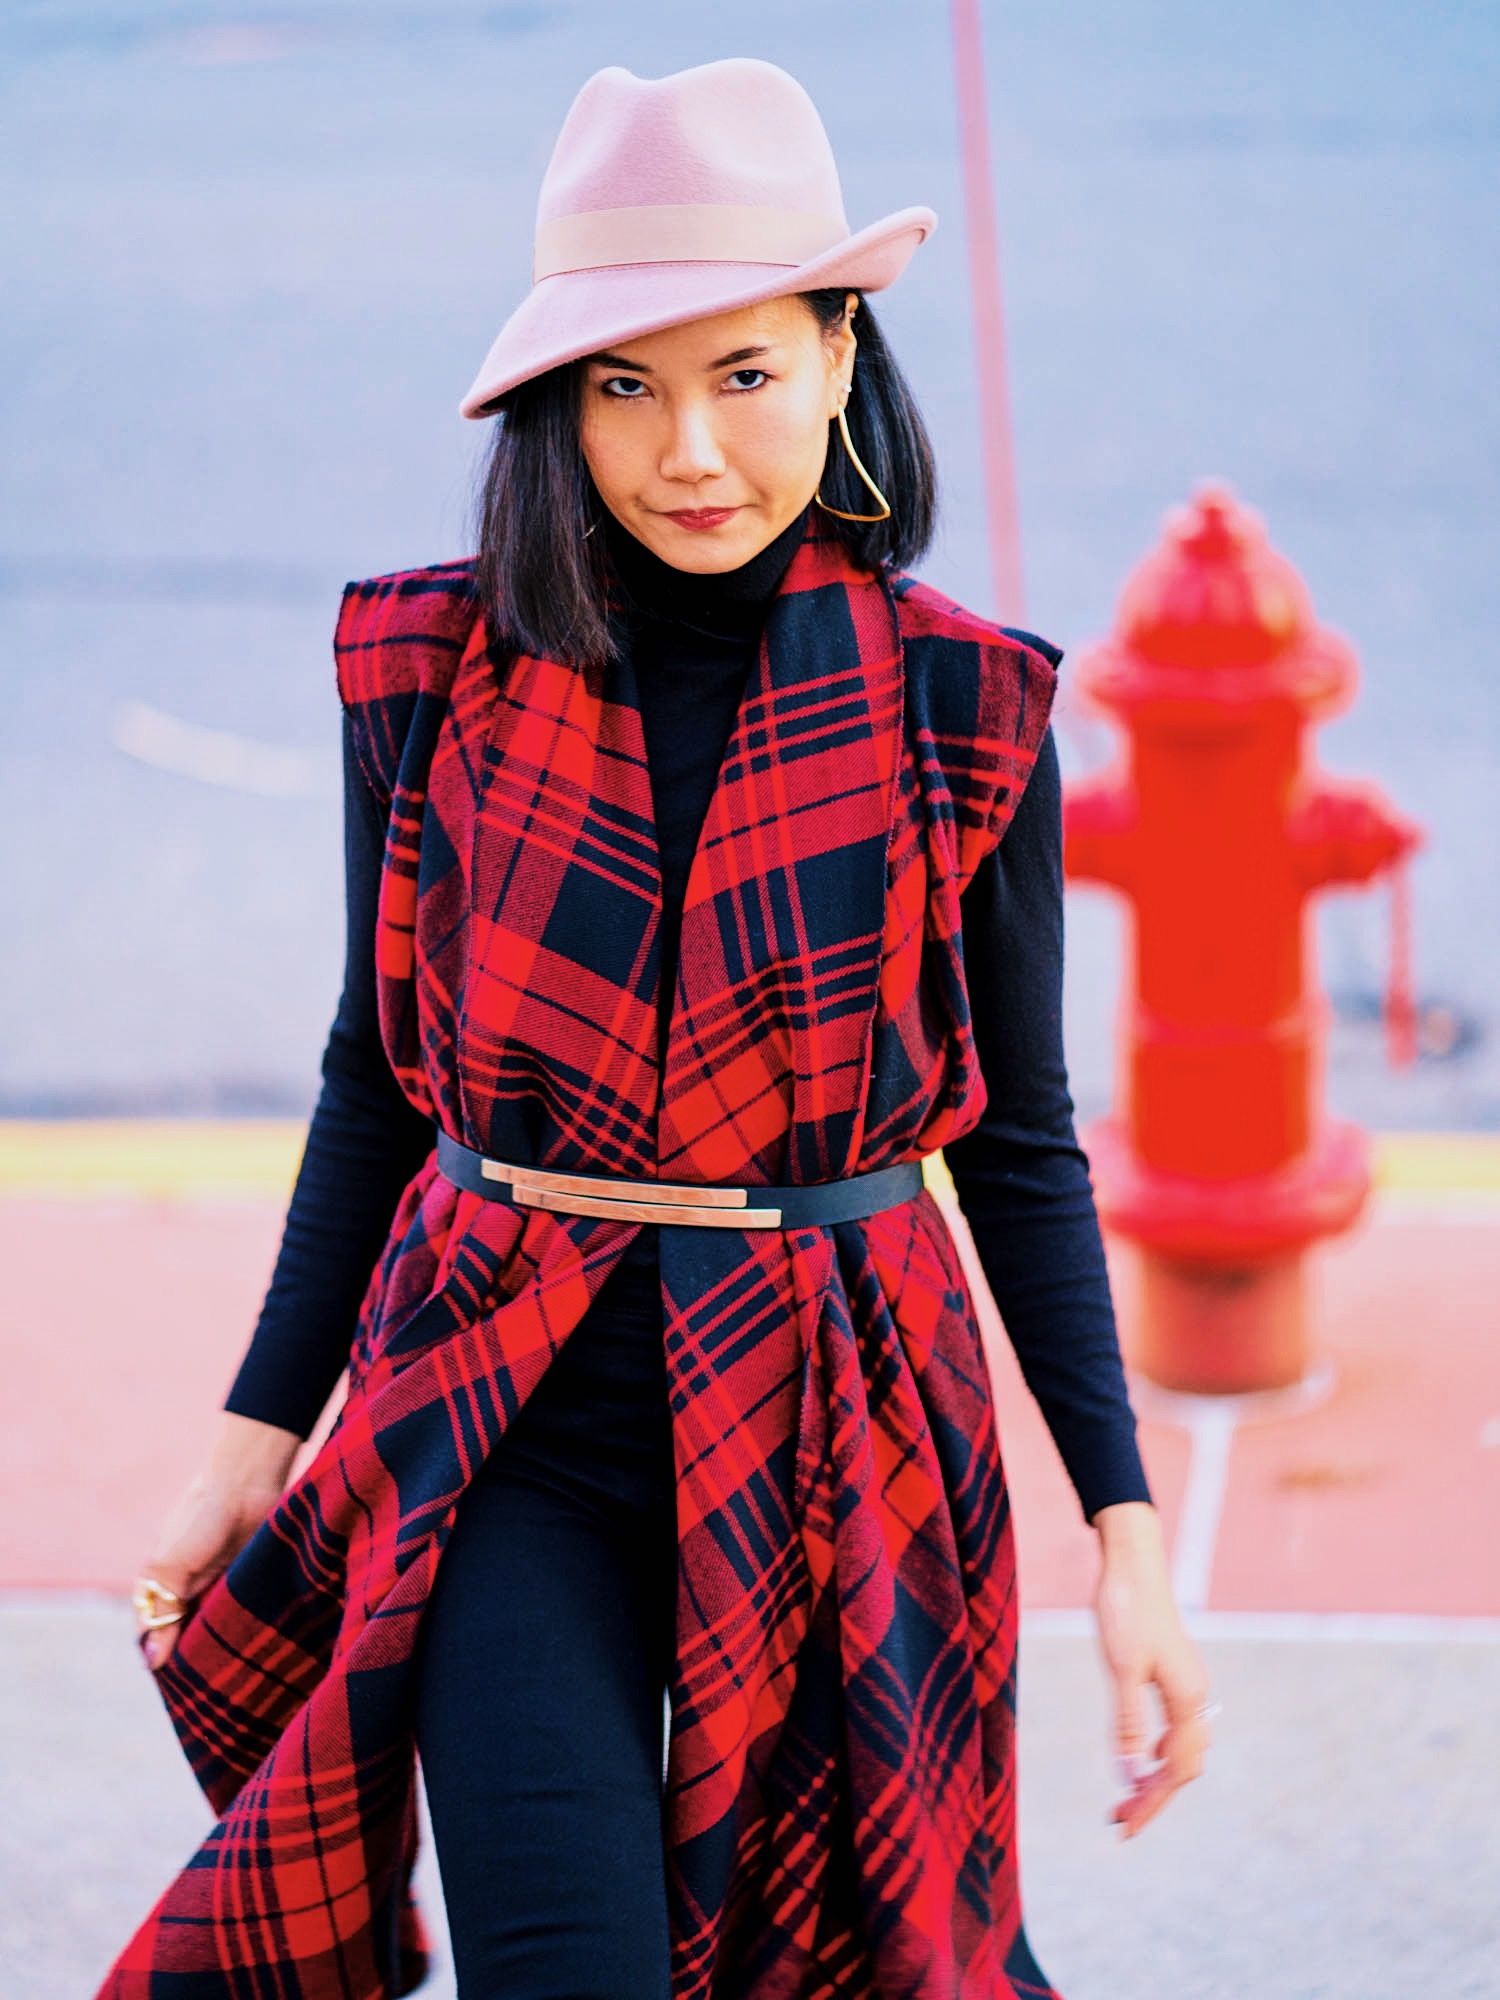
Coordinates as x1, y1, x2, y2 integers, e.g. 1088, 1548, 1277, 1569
2, 0, 1497, 1126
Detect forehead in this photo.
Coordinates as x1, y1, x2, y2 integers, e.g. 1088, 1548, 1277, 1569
585, 294, 818, 369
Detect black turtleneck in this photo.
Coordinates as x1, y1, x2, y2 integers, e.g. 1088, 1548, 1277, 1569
603, 504, 810, 1066
223, 513, 1153, 1526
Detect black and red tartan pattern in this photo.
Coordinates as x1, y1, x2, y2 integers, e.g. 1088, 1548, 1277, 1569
98, 512, 1061, 1999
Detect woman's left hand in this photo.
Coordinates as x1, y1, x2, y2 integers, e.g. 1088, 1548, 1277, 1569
1088, 1500, 1214, 1839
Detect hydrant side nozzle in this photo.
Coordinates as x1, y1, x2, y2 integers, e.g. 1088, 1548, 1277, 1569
1286, 773, 1427, 890
1061, 767, 1136, 892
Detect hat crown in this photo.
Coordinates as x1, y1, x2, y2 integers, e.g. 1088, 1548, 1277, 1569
458, 58, 935, 415
537, 58, 849, 229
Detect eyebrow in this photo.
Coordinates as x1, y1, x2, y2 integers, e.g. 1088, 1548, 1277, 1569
586, 344, 775, 374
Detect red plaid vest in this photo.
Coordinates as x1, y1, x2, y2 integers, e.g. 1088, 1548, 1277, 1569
101, 512, 1061, 1999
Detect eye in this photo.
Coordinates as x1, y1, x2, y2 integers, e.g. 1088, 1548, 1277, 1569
600, 376, 648, 399
726, 368, 768, 391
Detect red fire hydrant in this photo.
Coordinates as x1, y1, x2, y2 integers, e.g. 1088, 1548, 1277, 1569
1063, 483, 1423, 1394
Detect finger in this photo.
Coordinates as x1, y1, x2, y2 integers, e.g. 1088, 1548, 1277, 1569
1157, 1673, 1214, 1784
1109, 1659, 1155, 1789
1159, 1655, 1213, 1732
1111, 1764, 1175, 1839
1109, 1727, 1169, 1837
141, 1622, 179, 1672
139, 1602, 188, 1671
1112, 1710, 1211, 1835
135, 1563, 194, 1672
1158, 1718, 1208, 1791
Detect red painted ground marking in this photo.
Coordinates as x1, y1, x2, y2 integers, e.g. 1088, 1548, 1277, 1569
1206, 1210, 1500, 1615
3, 1192, 1496, 1616
954, 1213, 1194, 1610
0, 1197, 331, 1588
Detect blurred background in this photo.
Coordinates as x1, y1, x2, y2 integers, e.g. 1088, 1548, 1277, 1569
2, 5, 1498, 1998
3, 0, 1497, 1125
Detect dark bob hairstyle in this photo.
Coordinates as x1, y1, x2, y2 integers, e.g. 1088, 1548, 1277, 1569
470, 288, 937, 668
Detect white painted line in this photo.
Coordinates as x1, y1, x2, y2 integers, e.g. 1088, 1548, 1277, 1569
1369, 1190, 1500, 1221
7, 1591, 1499, 1645
1124, 1369, 1332, 1616
1167, 1398, 1237, 1612
5, 1584, 1496, 1648
0, 1587, 126, 1611
1122, 1363, 1343, 1613
1022, 1607, 1500, 1643
113, 700, 338, 797
170, 24, 321, 65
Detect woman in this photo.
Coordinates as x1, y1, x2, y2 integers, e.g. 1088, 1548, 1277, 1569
109, 57, 1212, 2000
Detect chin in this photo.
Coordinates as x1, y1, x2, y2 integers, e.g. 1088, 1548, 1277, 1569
664, 541, 750, 573
648, 515, 770, 573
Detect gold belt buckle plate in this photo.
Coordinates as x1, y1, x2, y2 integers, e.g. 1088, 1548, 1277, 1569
480, 1158, 783, 1229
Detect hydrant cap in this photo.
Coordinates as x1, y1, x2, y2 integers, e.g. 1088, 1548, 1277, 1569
1117, 481, 1318, 672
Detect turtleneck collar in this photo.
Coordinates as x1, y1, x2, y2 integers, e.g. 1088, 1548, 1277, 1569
603, 503, 811, 642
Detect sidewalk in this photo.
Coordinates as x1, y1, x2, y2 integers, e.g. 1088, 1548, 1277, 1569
6, 1593, 1496, 2000
2, 1123, 1497, 1997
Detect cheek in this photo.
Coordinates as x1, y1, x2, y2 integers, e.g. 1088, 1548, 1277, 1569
579, 410, 642, 501
734, 388, 829, 488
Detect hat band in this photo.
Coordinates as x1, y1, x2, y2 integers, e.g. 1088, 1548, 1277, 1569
532, 203, 849, 281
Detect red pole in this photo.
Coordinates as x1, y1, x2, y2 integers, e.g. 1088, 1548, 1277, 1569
950, 0, 1025, 623
1385, 855, 1419, 1068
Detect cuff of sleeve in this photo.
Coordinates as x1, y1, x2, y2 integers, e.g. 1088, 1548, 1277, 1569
1074, 1450, 1156, 1527
222, 1376, 328, 1443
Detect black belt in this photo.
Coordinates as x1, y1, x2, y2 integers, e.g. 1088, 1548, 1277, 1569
435, 1128, 925, 1231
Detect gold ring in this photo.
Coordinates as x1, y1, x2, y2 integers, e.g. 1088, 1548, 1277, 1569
132, 1576, 186, 1630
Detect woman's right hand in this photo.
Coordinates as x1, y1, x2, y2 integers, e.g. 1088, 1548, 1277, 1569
135, 1412, 303, 1671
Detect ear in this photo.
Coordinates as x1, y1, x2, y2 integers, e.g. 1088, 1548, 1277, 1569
823, 291, 860, 414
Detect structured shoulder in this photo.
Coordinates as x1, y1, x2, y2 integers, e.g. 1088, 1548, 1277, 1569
334, 557, 483, 805
891, 568, 1061, 675
334, 557, 481, 710
887, 569, 1062, 878
889, 570, 1060, 749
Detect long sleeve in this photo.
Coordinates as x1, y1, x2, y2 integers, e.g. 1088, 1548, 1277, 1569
222, 713, 438, 1438
943, 724, 1154, 1525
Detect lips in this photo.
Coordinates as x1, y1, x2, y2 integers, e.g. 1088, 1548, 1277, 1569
665, 508, 740, 531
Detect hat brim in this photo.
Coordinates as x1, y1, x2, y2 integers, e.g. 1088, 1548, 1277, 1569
457, 205, 936, 418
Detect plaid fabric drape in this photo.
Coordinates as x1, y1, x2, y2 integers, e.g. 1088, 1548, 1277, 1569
99, 511, 1061, 1999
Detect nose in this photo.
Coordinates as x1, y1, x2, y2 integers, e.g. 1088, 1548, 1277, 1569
658, 398, 726, 486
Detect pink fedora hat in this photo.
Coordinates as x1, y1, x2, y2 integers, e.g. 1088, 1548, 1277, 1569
458, 56, 937, 418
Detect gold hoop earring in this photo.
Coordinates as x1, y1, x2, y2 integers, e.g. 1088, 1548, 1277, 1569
814, 403, 892, 524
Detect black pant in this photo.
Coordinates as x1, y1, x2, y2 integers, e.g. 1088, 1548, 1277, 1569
412, 1243, 678, 2000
